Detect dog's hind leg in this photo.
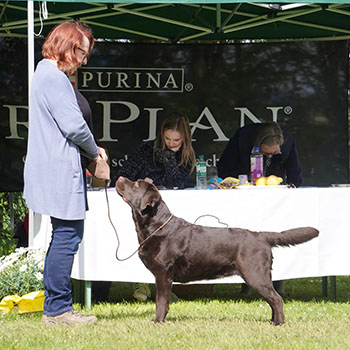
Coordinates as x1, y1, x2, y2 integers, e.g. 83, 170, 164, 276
248, 280, 284, 326
237, 257, 284, 325
154, 272, 173, 323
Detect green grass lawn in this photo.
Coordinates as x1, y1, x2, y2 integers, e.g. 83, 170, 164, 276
1, 277, 350, 350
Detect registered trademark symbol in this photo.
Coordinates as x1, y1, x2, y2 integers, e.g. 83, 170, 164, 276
284, 106, 293, 115
185, 83, 193, 92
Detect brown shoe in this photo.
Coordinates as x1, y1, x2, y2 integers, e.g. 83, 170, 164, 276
42, 310, 97, 325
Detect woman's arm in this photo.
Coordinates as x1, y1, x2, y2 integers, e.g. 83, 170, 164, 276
116, 143, 149, 181
160, 149, 192, 188
217, 130, 242, 179
43, 66, 98, 158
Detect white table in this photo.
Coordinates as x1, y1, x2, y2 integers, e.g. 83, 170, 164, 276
31, 187, 350, 303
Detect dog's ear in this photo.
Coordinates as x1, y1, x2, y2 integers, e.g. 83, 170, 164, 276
140, 184, 161, 215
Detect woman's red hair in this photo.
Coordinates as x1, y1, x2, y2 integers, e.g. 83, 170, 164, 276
42, 21, 94, 75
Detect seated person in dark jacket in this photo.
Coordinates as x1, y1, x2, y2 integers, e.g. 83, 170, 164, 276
217, 122, 302, 295
217, 122, 302, 187
116, 112, 196, 301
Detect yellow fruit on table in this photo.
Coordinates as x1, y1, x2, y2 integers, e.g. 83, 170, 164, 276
255, 176, 267, 186
266, 175, 283, 186
218, 177, 240, 189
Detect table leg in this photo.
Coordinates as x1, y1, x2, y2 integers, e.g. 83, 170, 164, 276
84, 281, 92, 309
322, 276, 328, 297
321, 276, 337, 300
330, 276, 336, 300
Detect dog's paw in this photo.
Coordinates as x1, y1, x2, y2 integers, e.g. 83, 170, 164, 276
271, 319, 284, 326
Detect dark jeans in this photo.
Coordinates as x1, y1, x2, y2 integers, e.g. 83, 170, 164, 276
43, 217, 84, 316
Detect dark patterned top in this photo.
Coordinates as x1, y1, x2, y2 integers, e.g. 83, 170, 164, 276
116, 142, 193, 189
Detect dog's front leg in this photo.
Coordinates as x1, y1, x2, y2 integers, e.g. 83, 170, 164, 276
153, 273, 173, 323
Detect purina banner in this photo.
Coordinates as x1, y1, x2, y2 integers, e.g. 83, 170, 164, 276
0, 39, 348, 191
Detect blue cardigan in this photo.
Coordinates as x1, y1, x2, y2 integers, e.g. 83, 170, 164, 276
217, 123, 303, 187
24, 59, 98, 220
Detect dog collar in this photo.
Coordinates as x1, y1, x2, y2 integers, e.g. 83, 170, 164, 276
140, 214, 174, 247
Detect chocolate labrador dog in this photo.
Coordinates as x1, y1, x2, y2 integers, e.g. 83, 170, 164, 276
115, 177, 319, 325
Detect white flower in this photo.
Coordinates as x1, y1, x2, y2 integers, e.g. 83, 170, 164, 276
0, 247, 46, 297
19, 264, 28, 272
35, 272, 43, 281
16, 247, 27, 256
0, 247, 33, 273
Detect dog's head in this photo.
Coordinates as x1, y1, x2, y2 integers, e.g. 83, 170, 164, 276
115, 177, 161, 216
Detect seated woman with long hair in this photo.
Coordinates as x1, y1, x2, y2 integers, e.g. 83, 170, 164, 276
117, 112, 196, 189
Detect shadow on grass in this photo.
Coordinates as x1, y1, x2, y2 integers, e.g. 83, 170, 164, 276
92, 298, 274, 324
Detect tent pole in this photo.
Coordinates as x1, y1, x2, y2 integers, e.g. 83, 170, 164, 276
216, 4, 221, 29
27, 0, 34, 247
28, 1, 34, 87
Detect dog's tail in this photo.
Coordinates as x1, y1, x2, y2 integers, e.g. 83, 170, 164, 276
262, 227, 319, 248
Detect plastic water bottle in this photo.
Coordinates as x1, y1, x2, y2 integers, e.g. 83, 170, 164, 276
196, 155, 207, 189
250, 146, 263, 184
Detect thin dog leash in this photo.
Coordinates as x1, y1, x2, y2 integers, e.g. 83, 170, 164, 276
193, 214, 228, 227
103, 184, 173, 261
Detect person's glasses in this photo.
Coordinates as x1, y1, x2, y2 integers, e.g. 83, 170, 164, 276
260, 148, 281, 157
77, 47, 89, 59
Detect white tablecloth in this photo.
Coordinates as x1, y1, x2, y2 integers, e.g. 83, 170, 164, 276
31, 187, 350, 284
